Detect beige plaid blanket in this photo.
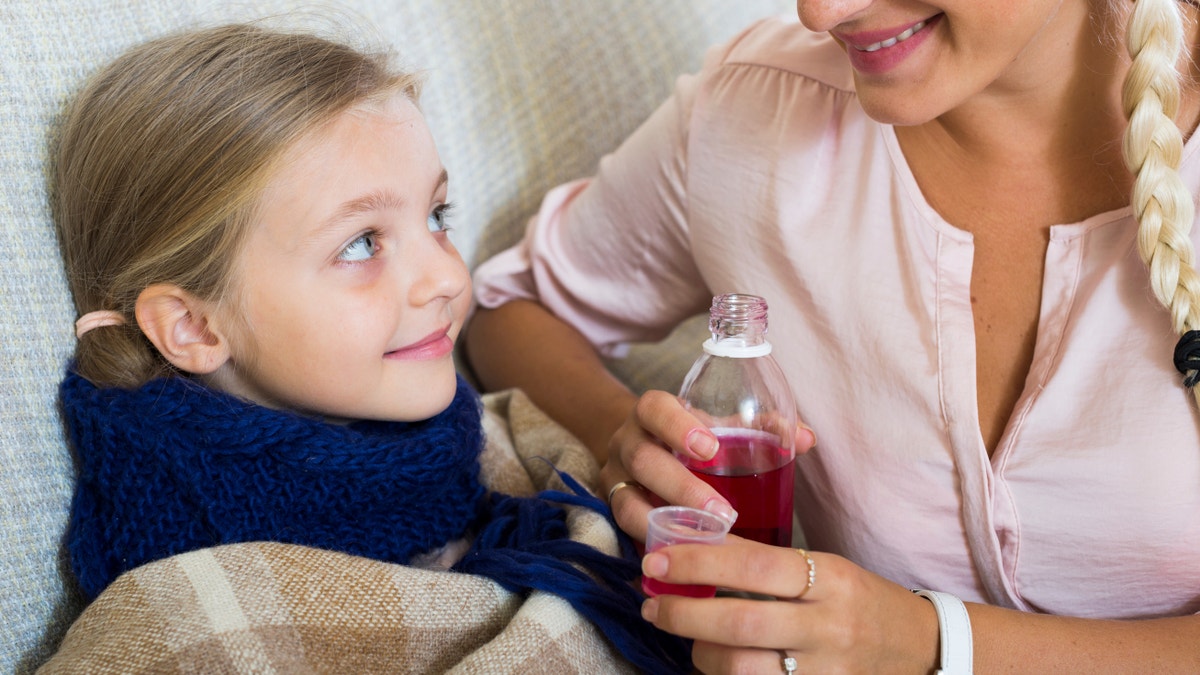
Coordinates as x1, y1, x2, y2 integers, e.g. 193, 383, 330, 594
39, 390, 641, 674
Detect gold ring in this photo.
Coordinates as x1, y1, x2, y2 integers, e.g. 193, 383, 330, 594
606, 480, 643, 505
795, 548, 816, 599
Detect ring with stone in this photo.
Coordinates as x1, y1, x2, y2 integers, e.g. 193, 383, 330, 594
795, 548, 816, 599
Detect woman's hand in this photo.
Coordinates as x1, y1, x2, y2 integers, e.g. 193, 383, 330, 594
601, 390, 727, 540
640, 539, 940, 674
600, 389, 815, 542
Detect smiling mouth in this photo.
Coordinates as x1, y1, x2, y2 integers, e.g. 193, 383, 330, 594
856, 20, 927, 52
385, 326, 454, 360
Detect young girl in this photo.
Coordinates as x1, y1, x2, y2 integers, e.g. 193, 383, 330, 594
53, 23, 687, 673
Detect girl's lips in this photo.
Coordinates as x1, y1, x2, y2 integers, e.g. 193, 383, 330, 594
385, 328, 453, 361
837, 14, 942, 76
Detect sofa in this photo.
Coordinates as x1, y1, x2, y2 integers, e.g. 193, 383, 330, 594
0, 0, 790, 671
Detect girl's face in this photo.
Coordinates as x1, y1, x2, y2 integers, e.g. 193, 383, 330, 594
797, 0, 1090, 125
210, 95, 471, 422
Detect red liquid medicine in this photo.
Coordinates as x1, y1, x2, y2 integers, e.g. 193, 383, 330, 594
682, 430, 794, 547
642, 576, 716, 598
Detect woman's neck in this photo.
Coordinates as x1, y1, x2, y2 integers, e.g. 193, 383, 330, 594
898, 1, 1200, 228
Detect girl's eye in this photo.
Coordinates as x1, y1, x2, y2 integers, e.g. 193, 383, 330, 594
428, 202, 455, 233
338, 232, 379, 262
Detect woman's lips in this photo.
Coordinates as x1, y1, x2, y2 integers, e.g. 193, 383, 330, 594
836, 14, 941, 76
855, 19, 928, 52
385, 327, 453, 361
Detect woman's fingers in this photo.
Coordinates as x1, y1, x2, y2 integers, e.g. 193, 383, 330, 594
630, 390, 719, 461
642, 545, 834, 673
642, 541, 942, 674
691, 642, 816, 675
642, 538, 824, 600
640, 541, 828, 655
646, 594, 822, 653
602, 432, 729, 540
795, 422, 817, 455
600, 459, 658, 541
600, 390, 737, 538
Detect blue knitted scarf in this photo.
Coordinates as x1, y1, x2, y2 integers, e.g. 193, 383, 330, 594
60, 370, 690, 673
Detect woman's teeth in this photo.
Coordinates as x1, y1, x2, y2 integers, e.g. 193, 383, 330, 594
859, 20, 926, 52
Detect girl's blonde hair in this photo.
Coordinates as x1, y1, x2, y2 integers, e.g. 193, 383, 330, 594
1123, 0, 1200, 404
53, 23, 420, 388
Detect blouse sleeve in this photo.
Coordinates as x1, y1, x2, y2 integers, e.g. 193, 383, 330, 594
471, 35, 748, 357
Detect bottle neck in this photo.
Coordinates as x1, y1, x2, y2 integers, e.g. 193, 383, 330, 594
707, 293, 771, 358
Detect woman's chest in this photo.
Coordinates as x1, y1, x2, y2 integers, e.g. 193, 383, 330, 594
691, 199, 1200, 615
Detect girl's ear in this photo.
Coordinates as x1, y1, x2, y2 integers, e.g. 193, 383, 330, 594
134, 284, 231, 375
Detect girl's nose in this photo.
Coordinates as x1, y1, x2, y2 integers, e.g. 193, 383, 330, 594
409, 234, 469, 307
796, 0, 873, 33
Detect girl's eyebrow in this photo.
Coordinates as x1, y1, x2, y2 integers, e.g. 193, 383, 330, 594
431, 168, 449, 199
323, 189, 407, 230
317, 168, 449, 234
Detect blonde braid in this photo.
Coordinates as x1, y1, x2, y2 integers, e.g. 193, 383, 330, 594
1123, 0, 1200, 401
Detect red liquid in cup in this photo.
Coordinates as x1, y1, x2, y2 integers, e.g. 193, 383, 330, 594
640, 507, 729, 598
683, 431, 794, 547
642, 575, 716, 598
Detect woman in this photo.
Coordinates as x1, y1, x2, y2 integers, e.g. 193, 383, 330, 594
467, 0, 1200, 671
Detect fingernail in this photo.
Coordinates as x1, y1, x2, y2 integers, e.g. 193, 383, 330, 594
641, 598, 659, 622
642, 552, 668, 578
798, 424, 817, 450
686, 428, 719, 459
702, 497, 738, 525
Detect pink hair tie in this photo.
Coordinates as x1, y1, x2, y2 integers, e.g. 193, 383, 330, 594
75, 310, 126, 338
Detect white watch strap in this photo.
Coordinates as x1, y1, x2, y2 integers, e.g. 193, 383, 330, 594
912, 589, 973, 675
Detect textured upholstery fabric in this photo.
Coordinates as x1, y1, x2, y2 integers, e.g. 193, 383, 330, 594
0, 0, 788, 671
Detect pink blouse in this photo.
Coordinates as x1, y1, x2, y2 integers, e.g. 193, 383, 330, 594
473, 16, 1200, 619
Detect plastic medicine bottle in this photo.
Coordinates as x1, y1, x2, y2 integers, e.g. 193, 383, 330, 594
676, 293, 797, 547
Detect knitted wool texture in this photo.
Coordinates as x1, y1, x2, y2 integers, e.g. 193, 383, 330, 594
61, 371, 487, 600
